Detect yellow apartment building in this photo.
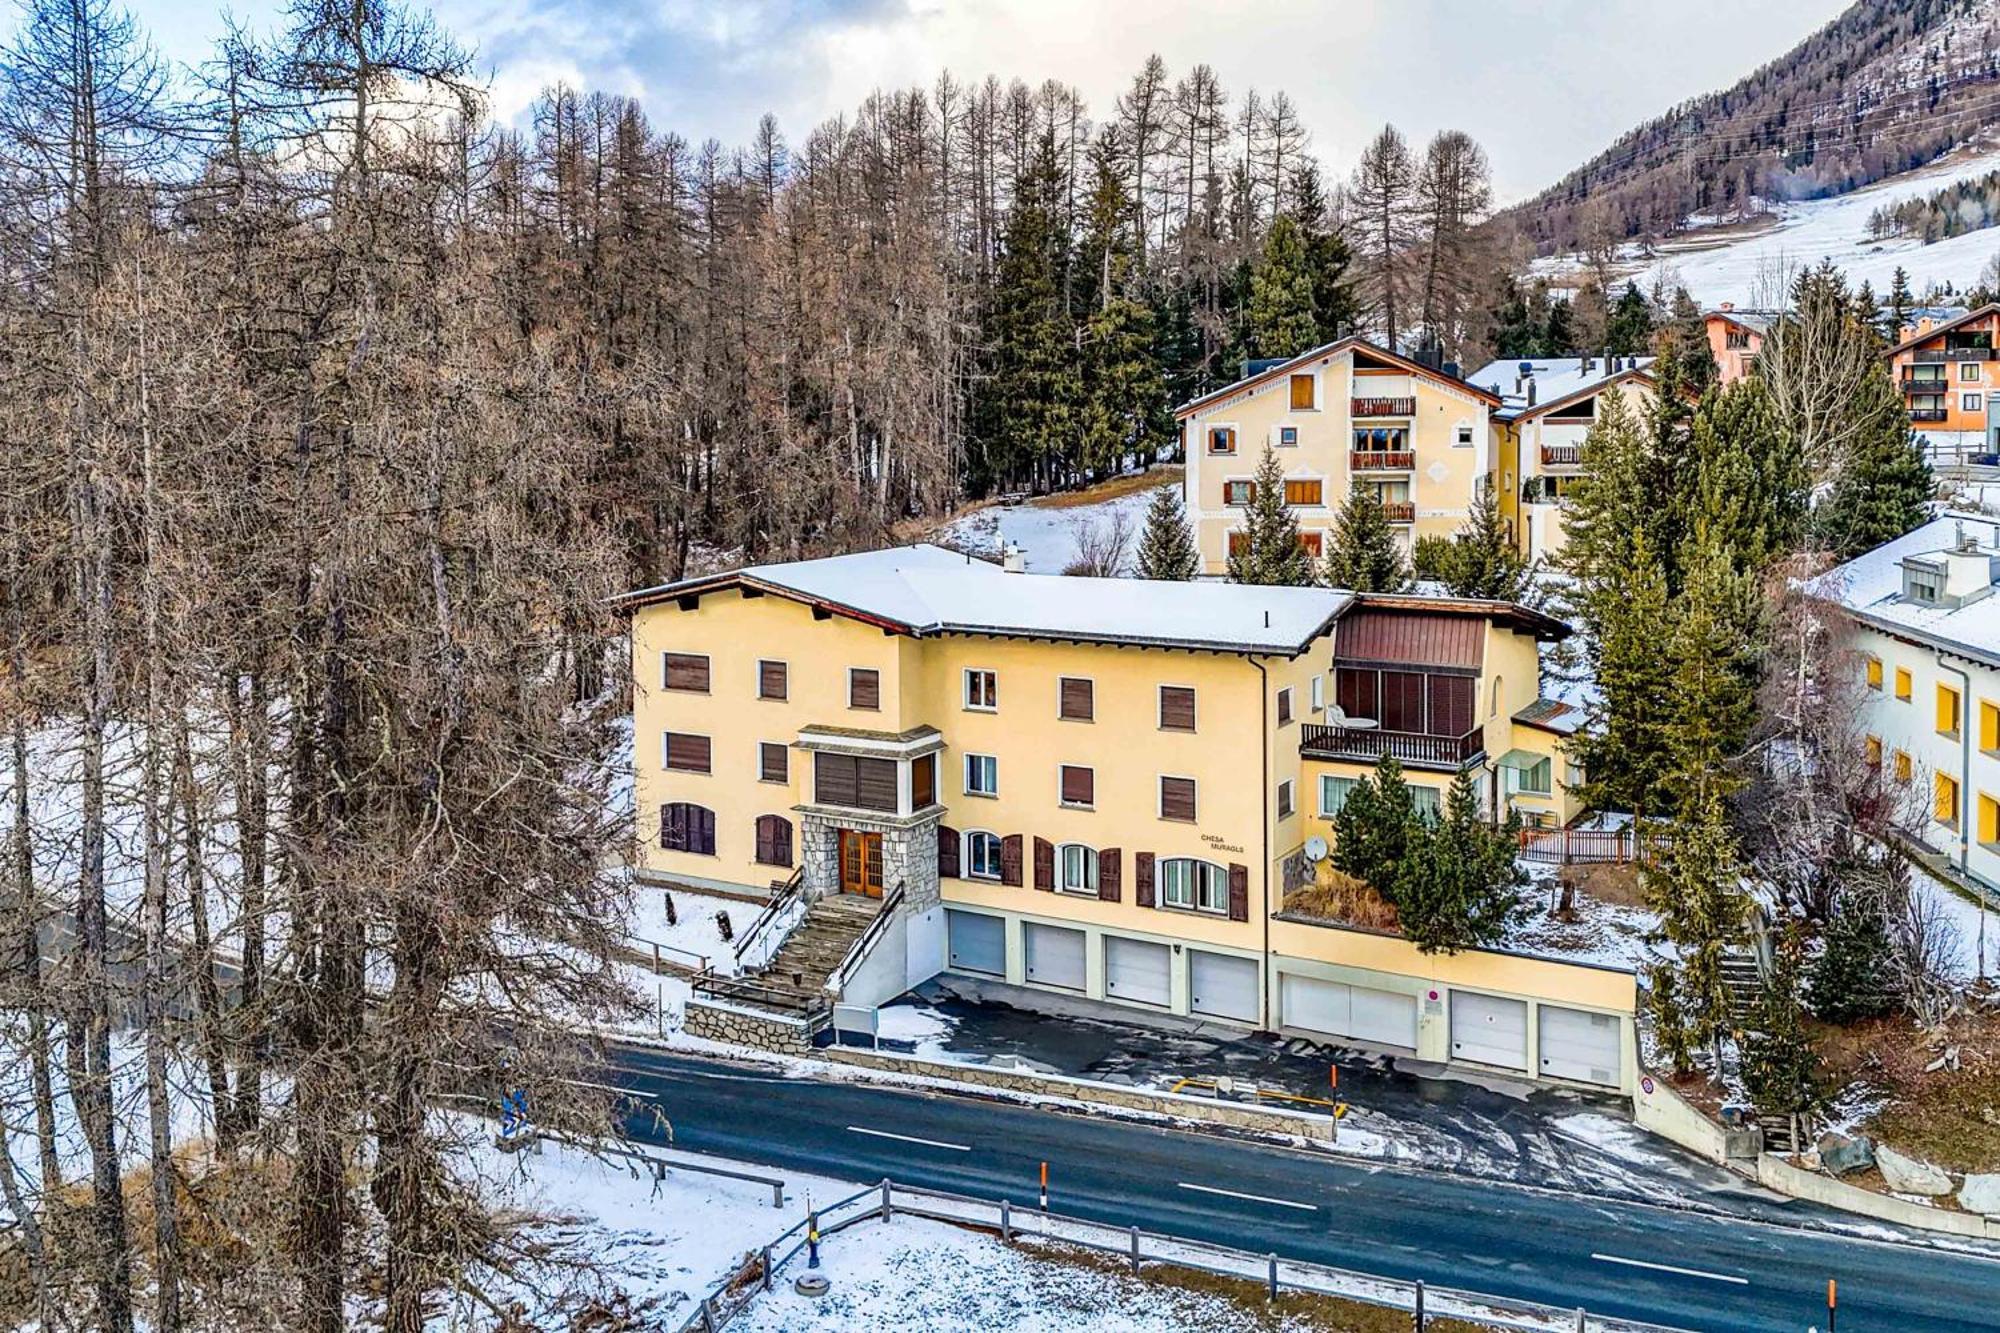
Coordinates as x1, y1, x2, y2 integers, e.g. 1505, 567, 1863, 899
1469, 354, 1657, 564
1175, 339, 1502, 576
622, 544, 1636, 1091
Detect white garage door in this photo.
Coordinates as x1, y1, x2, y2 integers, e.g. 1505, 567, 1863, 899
945, 910, 1004, 976
1103, 936, 1171, 1007
1539, 1005, 1622, 1086
1451, 991, 1529, 1071
1278, 975, 1417, 1049
1024, 923, 1086, 991
1190, 951, 1260, 1024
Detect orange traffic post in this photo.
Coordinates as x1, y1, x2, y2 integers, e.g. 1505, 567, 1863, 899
1827, 1277, 1836, 1332
1039, 1160, 1049, 1212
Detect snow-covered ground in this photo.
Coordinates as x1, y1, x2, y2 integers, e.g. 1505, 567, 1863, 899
1909, 863, 2000, 982
933, 472, 1175, 575
1532, 144, 2000, 307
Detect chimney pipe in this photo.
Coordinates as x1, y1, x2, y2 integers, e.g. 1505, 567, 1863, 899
1526, 379, 1537, 407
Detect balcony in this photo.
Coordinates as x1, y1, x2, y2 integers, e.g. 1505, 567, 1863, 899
1945, 346, 1995, 361
1381, 501, 1415, 523
1349, 449, 1415, 471
1300, 722, 1485, 771
1902, 375, 1949, 392
1352, 396, 1415, 418
1540, 443, 1583, 467
1911, 407, 1949, 423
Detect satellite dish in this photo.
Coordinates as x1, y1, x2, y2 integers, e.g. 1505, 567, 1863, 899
1327, 705, 1379, 731
1304, 836, 1329, 863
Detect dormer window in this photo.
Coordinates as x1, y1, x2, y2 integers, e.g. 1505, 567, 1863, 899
1905, 563, 1943, 604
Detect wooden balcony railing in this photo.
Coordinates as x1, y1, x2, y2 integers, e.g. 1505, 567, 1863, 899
1300, 723, 1484, 770
1540, 443, 1582, 467
1351, 396, 1415, 418
1381, 501, 1415, 523
1349, 449, 1415, 471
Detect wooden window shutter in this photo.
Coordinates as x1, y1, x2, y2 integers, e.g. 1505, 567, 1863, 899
754, 815, 792, 867
663, 652, 711, 692
849, 668, 880, 710
665, 732, 711, 773
1060, 765, 1094, 807
814, 753, 858, 807
1228, 862, 1249, 922
1160, 776, 1196, 822
1000, 834, 1024, 887
1033, 837, 1055, 891
662, 803, 714, 854
759, 742, 788, 783
1134, 852, 1155, 908
758, 659, 788, 700
1289, 373, 1314, 410
912, 753, 936, 808
1059, 677, 1094, 721
1159, 686, 1196, 732
1276, 687, 1293, 726
692, 806, 715, 855
937, 826, 961, 879
1427, 675, 1475, 737
660, 804, 678, 850
855, 757, 898, 812
1098, 848, 1122, 903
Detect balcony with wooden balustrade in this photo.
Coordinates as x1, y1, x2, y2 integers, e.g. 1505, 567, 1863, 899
1299, 722, 1484, 771
1349, 449, 1415, 472
1351, 396, 1415, 418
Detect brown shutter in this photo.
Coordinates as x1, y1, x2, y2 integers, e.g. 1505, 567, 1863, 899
1381, 670, 1426, 732
1001, 834, 1023, 887
1336, 667, 1378, 722
937, 826, 960, 879
1134, 852, 1155, 908
758, 659, 788, 700
912, 753, 936, 808
665, 733, 711, 773
1228, 862, 1249, 922
1059, 677, 1094, 721
1033, 836, 1055, 891
849, 668, 880, 710
754, 815, 791, 866
855, 756, 898, 812
1428, 674, 1475, 737
1160, 776, 1196, 822
1098, 848, 1122, 903
696, 807, 715, 855
814, 753, 858, 806
1060, 764, 1094, 807
1159, 686, 1196, 732
759, 742, 788, 783
1276, 687, 1293, 726
664, 652, 711, 692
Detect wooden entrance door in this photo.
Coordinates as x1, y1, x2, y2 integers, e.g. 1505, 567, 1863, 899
838, 829, 884, 897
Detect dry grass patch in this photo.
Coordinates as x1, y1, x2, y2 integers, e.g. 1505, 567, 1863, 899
1825, 1001, 2000, 1174
1030, 466, 1181, 509
1283, 870, 1400, 933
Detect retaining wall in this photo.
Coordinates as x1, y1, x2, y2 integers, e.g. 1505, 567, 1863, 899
683, 997, 817, 1056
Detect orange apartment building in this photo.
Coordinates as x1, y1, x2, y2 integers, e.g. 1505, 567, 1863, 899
1703, 305, 1773, 385
1885, 303, 2000, 464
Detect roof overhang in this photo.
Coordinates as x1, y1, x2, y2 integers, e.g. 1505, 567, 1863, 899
1341, 592, 1571, 643
1173, 336, 1501, 420
1885, 302, 2000, 359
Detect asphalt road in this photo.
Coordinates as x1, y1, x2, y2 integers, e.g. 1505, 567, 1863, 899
601, 1043, 1997, 1333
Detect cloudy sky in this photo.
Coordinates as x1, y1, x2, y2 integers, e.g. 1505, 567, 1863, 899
118, 0, 1851, 202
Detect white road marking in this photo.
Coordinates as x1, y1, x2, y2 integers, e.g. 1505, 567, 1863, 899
1590, 1253, 1749, 1285
845, 1125, 971, 1152
1176, 1181, 1319, 1212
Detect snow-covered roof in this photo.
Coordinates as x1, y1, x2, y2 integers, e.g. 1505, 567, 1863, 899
1706, 308, 1777, 336
1175, 336, 1502, 418
619, 544, 1354, 655
1469, 356, 1656, 423
1812, 513, 2000, 668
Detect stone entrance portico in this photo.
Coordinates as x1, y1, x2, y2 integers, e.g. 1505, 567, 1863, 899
798, 805, 941, 908
792, 722, 945, 911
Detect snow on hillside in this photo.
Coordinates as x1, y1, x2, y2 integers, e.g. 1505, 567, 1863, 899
933, 471, 1177, 575
1534, 145, 2000, 307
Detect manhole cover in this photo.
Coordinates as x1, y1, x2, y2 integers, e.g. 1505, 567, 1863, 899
794, 1274, 830, 1298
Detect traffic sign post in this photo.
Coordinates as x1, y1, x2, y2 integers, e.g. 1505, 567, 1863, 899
1827, 1278, 1836, 1332
1039, 1160, 1049, 1212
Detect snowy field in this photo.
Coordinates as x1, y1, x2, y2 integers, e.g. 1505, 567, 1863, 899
1533, 144, 2000, 306
933, 472, 1174, 575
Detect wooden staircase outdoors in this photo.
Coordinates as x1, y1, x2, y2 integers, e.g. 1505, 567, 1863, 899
1718, 950, 1800, 1153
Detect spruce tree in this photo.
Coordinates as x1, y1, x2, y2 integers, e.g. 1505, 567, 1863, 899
1135, 481, 1200, 580
1247, 214, 1318, 359
1391, 769, 1525, 954
1292, 161, 1359, 343
1809, 890, 1897, 1024
1569, 527, 1676, 818
1076, 129, 1171, 476
1888, 265, 1915, 340
1225, 445, 1317, 585
1644, 781, 1751, 1081
1814, 369, 1934, 559
1665, 528, 1759, 797
1331, 752, 1420, 891
1322, 477, 1410, 591
980, 126, 1080, 492
1605, 281, 1655, 354
1741, 940, 1823, 1135
1690, 376, 1806, 575
1663, 285, 1717, 392
1437, 483, 1528, 601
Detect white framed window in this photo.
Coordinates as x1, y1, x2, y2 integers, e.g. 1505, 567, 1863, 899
1160, 857, 1226, 913
1319, 774, 1357, 817
964, 752, 999, 797
1411, 786, 1442, 821
1966, 392, 1984, 412
965, 831, 1003, 880
1963, 362, 1983, 383
1058, 843, 1098, 895
1455, 423, 1474, 447
1505, 757, 1554, 797
1277, 424, 1299, 447
1310, 674, 1324, 713
964, 667, 998, 711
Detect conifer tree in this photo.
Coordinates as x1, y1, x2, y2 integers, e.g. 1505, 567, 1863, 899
1605, 281, 1655, 354
1809, 890, 1897, 1023
1741, 939, 1822, 1135
1331, 752, 1420, 891
1322, 477, 1410, 591
1391, 769, 1524, 954
1246, 213, 1318, 359
1814, 370, 1934, 559
1433, 483, 1528, 601
1690, 376, 1806, 575
980, 127, 1080, 492
1665, 528, 1760, 792
1135, 481, 1200, 580
1569, 528, 1676, 818
1225, 445, 1317, 585
1076, 129, 1171, 476
1644, 781, 1750, 1080
1647, 965, 1696, 1079
1292, 161, 1359, 343
1888, 265, 1915, 339
1662, 285, 1717, 392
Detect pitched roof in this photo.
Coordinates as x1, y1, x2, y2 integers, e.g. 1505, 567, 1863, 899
1705, 308, 1777, 336
1886, 302, 2000, 358
1173, 336, 1501, 419
1468, 355, 1657, 424
616, 544, 1353, 655
1810, 513, 2000, 668
1513, 697, 1585, 736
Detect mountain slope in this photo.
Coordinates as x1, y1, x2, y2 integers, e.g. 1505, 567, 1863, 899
1502, 0, 2000, 254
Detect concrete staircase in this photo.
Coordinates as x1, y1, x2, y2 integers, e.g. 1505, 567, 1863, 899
737, 893, 883, 1013
1719, 952, 1765, 1020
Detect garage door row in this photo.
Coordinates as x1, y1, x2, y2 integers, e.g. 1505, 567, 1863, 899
946, 909, 1262, 1024
1279, 974, 1622, 1088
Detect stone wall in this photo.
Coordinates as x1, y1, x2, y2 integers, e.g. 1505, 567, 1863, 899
683, 997, 818, 1056
826, 1046, 1336, 1142
799, 810, 941, 909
